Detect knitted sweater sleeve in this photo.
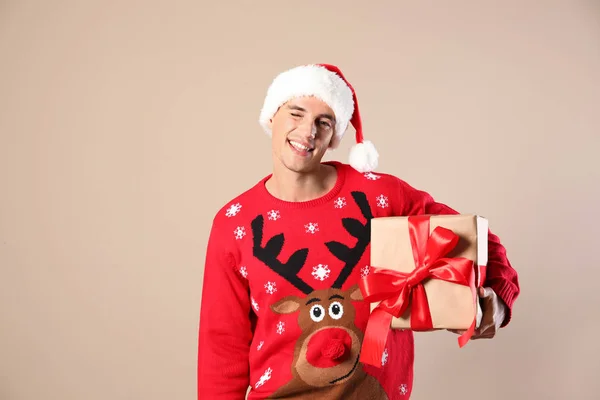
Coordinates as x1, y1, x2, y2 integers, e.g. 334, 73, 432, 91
391, 177, 520, 327
197, 216, 252, 399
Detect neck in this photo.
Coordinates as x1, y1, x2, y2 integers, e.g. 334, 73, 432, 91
266, 162, 337, 202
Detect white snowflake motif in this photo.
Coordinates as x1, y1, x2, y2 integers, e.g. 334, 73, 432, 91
334, 197, 346, 209
255, 367, 272, 389
239, 266, 248, 279
360, 265, 371, 278
276, 321, 285, 335
376, 194, 389, 209
311, 264, 331, 281
257, 341, 264, 351
399, 384, 408, 395
305, 222, 319, 234
233, 226, 246, 240
251, 297, 259, 312
364, 172, 381, 180
225, 203, 242, 217
267, 209, 280, 221
381, 348, 389, 366
264, 281, 277, 295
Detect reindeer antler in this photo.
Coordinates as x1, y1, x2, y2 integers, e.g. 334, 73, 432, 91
326, 191, 374, 289
251, 215, 314, 295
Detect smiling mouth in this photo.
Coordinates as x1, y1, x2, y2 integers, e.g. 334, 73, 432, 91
329, 353, 360, 385
288, 139, 314, 153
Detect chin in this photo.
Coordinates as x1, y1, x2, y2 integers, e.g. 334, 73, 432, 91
282, 161, 316, 174
279, 151, 319, 171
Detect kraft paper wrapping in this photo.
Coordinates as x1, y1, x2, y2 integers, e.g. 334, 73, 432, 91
369, 214, 488, 330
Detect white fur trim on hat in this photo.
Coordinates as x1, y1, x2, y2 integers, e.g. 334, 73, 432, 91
259, 64, 354, 149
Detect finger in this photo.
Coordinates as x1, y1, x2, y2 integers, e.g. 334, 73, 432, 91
472, 333, 495, 340
471, 328, 495, 339
476, 323, 497, 338
480, 298, 497, 325
473, 322, 493, 335
477, 330, 496, 339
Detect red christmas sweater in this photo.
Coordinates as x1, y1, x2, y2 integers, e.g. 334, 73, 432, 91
197, 161, 519, 400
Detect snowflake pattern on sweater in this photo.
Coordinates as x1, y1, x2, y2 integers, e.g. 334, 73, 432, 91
197, 161, 520, 400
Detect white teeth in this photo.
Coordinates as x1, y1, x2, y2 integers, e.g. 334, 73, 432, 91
290, 140, 310, 151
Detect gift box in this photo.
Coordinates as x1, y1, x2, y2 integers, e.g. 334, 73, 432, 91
359, 214, 488, 367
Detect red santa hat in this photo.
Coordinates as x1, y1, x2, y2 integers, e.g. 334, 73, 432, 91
259, 63, 379, 173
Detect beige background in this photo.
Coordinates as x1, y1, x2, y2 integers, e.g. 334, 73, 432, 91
1, 1, 599, 399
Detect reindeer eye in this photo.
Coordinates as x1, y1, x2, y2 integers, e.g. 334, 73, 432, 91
310, 304, 325, 322
329, 301, 344, 320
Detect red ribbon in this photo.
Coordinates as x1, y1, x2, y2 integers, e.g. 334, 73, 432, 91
359, 215, 479, 367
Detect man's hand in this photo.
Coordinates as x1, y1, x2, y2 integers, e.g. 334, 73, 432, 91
449, 287, 507, 339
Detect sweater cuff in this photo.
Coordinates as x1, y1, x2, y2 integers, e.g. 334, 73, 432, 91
489, 279, 518, 327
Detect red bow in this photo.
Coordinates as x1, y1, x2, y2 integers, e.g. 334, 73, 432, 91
359, 215, 479, 367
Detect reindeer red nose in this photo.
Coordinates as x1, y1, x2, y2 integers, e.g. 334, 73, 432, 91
306, 328, 352, 368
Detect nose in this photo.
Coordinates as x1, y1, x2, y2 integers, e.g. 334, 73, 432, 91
306, 328, 352, 368
298, 119, 317, 140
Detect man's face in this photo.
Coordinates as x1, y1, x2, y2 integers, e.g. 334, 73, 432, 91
268, 96, 336, 173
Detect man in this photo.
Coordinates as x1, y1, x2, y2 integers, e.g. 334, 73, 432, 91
197, 63, 519, 399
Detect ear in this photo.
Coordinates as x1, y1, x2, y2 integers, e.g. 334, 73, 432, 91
268, 104, 286, 130
349, 284, 364, 301
271, 296, 301, 314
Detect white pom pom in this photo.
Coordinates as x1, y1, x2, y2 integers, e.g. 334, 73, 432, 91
349, 140, 379, 173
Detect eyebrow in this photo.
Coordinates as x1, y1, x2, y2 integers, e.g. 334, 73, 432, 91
286, 104, 306, 112
306, 297, 321, 305
329, 294, 344, 301
286, 104, 335, 122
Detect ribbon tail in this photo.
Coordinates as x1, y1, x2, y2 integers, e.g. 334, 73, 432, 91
458, 318, 476, 348
359, 308, 393, 368
410, 284, 434, 331
458, 269, 480, 348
